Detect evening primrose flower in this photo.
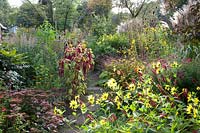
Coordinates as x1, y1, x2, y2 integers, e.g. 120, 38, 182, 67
193, 108, 198, 118
75, 95, 80, 101
131, 39, 135, 44
193, 98, 199, 106
80, 103, 87, 114
170, 61, 179, 68
88, 95, 95, 104
156, 68, 163, 74
101, 93, 109, 101
156, 61, 161, 68
124, 92, 131, 99
107, 78, 117, 89
128, 83, 136, 91
143, 87, 151, 95
80, 102, 86, 109
116, 101, 121, 109
186, 104, 193, 114
70, 100, 79, 110
187, 92, 192, 102
137, 82, 142, 88
54, 106, 65, 116
152, 62, 156, 69
99, 119, 107, 125
171, 87, 177, 95
165, 85, 170, 91
135, 67, 143, 74
114, 96, 120, 103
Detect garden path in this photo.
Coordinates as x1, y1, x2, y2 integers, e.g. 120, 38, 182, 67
58, 70, 103, 133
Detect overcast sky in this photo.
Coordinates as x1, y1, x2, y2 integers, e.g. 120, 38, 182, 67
8, 0, 37, 7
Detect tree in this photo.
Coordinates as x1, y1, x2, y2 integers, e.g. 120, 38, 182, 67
159, 0, 200, 39
0, 0, 11, 26
53, 0, 79, 32
87, 0, 112, 17
16, 2, 46, 27
38, 0, 54, 25
113, 0, 150, 18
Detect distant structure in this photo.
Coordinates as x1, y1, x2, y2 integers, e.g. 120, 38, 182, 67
0, 23, 7, 42
9, 25, 18, 34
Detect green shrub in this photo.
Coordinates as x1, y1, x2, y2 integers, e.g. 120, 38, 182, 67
177, 60, 200, 96
15, 43, 62, 89
0, 43, 30, 89
89, 33, 129, 57
36, 21, 56, 45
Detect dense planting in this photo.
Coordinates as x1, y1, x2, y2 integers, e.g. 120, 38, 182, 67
0, 0, 200, 132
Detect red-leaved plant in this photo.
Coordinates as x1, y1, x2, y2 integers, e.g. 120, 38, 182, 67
59, 41, 94, 100
0, 90, 64, 132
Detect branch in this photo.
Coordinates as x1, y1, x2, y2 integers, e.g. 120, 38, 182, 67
24, 0, 45, 19
134, 0, 146, 18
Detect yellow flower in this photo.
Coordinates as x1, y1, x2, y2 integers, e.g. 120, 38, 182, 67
193, 108, 198, 118
114, 96, 120, 103
80, 102, 86, 109
124, 92, 131, 99
170, 61, 179, 68
54, 106, 65, 116
135, 67, 143, 74
145, 101, 151, 108
152, 62, 156, 69
187, 92, 192, 102
88, 95, 95, 104
165, 85, 170, 91
196, 86, 200, 91
99, 119, 107, 125
116, 101, 121, 109
101, 93, 109, 101
143, 87, 151, 95
193, 98, 199, 106
107, 78, 117, 89
75, 95, 80, 101
131, 39, 135, 44
171, 87, 177, 95
176, 112, 179, 116
186, 104, 193, 114
128, 83, 136, 91
70, 100, 79, 110
137, 82, 142, 88
156, 61, 161, 68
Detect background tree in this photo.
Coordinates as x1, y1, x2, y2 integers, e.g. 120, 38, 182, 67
0, 0, 11, 26
87, 0, 112, 17
53, 0, 79, 32
113, 0, 150, 18
16, 2, 46, 28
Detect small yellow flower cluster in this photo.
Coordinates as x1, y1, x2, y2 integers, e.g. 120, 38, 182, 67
88, 95, 95, 104
124, 92, 131, 100
114, 95, 121, 109
128, 83, 136, 91
151, 61, 163, 74
186, 92, 199, 118
101, 92, 109, 101
54, 106, 65, 116
164, 85, 177, 95
107, 78, 117, 89
170, 61, 180, 68
69, 100, 79, 110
